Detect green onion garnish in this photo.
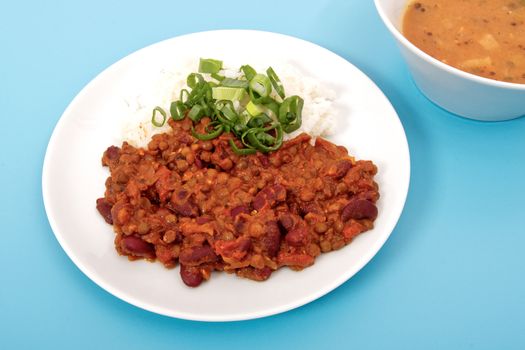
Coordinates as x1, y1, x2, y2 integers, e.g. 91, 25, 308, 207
240, 65, 257, 81
151, 58, 304, 155
199, 58, 223, 74
170, 101, 186, 121
220, 78, 249, 89
279, 96, 303, 133
191, 124, 224, 141
266, 67, 285, 100
229, 139, 257, 155
188, 105, 204, 122
249, 74, 272, 99
151, 106, 167, 127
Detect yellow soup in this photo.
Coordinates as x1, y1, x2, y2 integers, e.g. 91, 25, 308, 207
403, 0, 525, 84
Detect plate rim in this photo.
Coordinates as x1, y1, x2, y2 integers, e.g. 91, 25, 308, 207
42, 29, 411, 322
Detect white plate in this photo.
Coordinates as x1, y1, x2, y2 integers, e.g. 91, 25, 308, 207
42, 30, 410, 321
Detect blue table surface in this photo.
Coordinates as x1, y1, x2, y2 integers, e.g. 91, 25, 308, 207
2, 0, 524, 349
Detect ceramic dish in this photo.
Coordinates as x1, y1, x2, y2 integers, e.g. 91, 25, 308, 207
42, 30, 410, 321
375, 0, 525, 121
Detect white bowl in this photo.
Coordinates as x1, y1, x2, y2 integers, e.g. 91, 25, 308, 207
374, 0, 525, 121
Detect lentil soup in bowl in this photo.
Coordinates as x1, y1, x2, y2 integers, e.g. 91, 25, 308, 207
374, 0, 525, 121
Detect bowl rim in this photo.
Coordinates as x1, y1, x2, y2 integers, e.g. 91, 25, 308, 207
374, 0, 525, 91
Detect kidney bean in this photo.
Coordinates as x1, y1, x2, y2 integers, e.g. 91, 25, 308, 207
120, 236, 155, 258
179, 246, 217, 266
194, 157, 203, 169
230, 204, 250, 218
327, 159, 353, 179
278, 213, 295, 231
261, 221, 281, 257
234, 215, 248, 234
253, 184, 287, 211
258, 154, 270, 167
180, 265, 203, 287
167, 201, 199, 217
104, 146, 120, 162
285, 227, 308, 247
96, 198, 113, 224
341, 199, 378, 221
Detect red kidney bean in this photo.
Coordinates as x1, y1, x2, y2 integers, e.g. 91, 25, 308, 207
261, 221, 281, 257
194, 157, 203, 169
230, 204, 250, 218
341, 199, 378, 221
120, 236, 155, 258
234, 215, 248, 234
253, 184, 287, 211
105, 146, 120, 161
179, 246, 217, 266
327, 160, 353, 179
258, 154, 270, 167
96, 198, 113, 224
180, 265, 203, 287
285, 227, 308, 247
167, 202, 199, 217
177, 189, 189, 200
278, 213, 295, 231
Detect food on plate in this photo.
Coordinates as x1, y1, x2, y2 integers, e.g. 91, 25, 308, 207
402, 0, 525, 84
97, 118, 379, 287
96, 60, 379, 287
150, 58, 307, 154
121, 59, 336, 149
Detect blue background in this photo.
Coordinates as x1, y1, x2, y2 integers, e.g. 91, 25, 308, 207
1, 0, 524, 349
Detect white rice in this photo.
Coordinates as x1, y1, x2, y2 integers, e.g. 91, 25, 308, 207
121, 61, 336, 148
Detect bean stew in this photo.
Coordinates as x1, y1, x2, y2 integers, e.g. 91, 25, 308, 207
97, 117, 379, 287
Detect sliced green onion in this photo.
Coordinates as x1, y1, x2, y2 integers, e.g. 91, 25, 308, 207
263, 100, 280, 119
229, 139, 257, 155
247, 114, 272, 129
249, 74, 272, 99
191, 124, 224, 141
220, 104, 238, 123
240, 65, 257, 81
266, 67, 285, 99
152, 59, 304, 155
188, 105, 204, 122
278, 95, 303, 133
243, 124, 283, 153
187, 82, 210, 105
179, 89, 190, 103
246, 100, 265, 117
211, 73, 225, 81
199, 58, 223, 74
212, 86, 247, 101
170, 101, 186, 121
187, 73, 205, 89
220, 78, 249, 89
151, 106, 167, 127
